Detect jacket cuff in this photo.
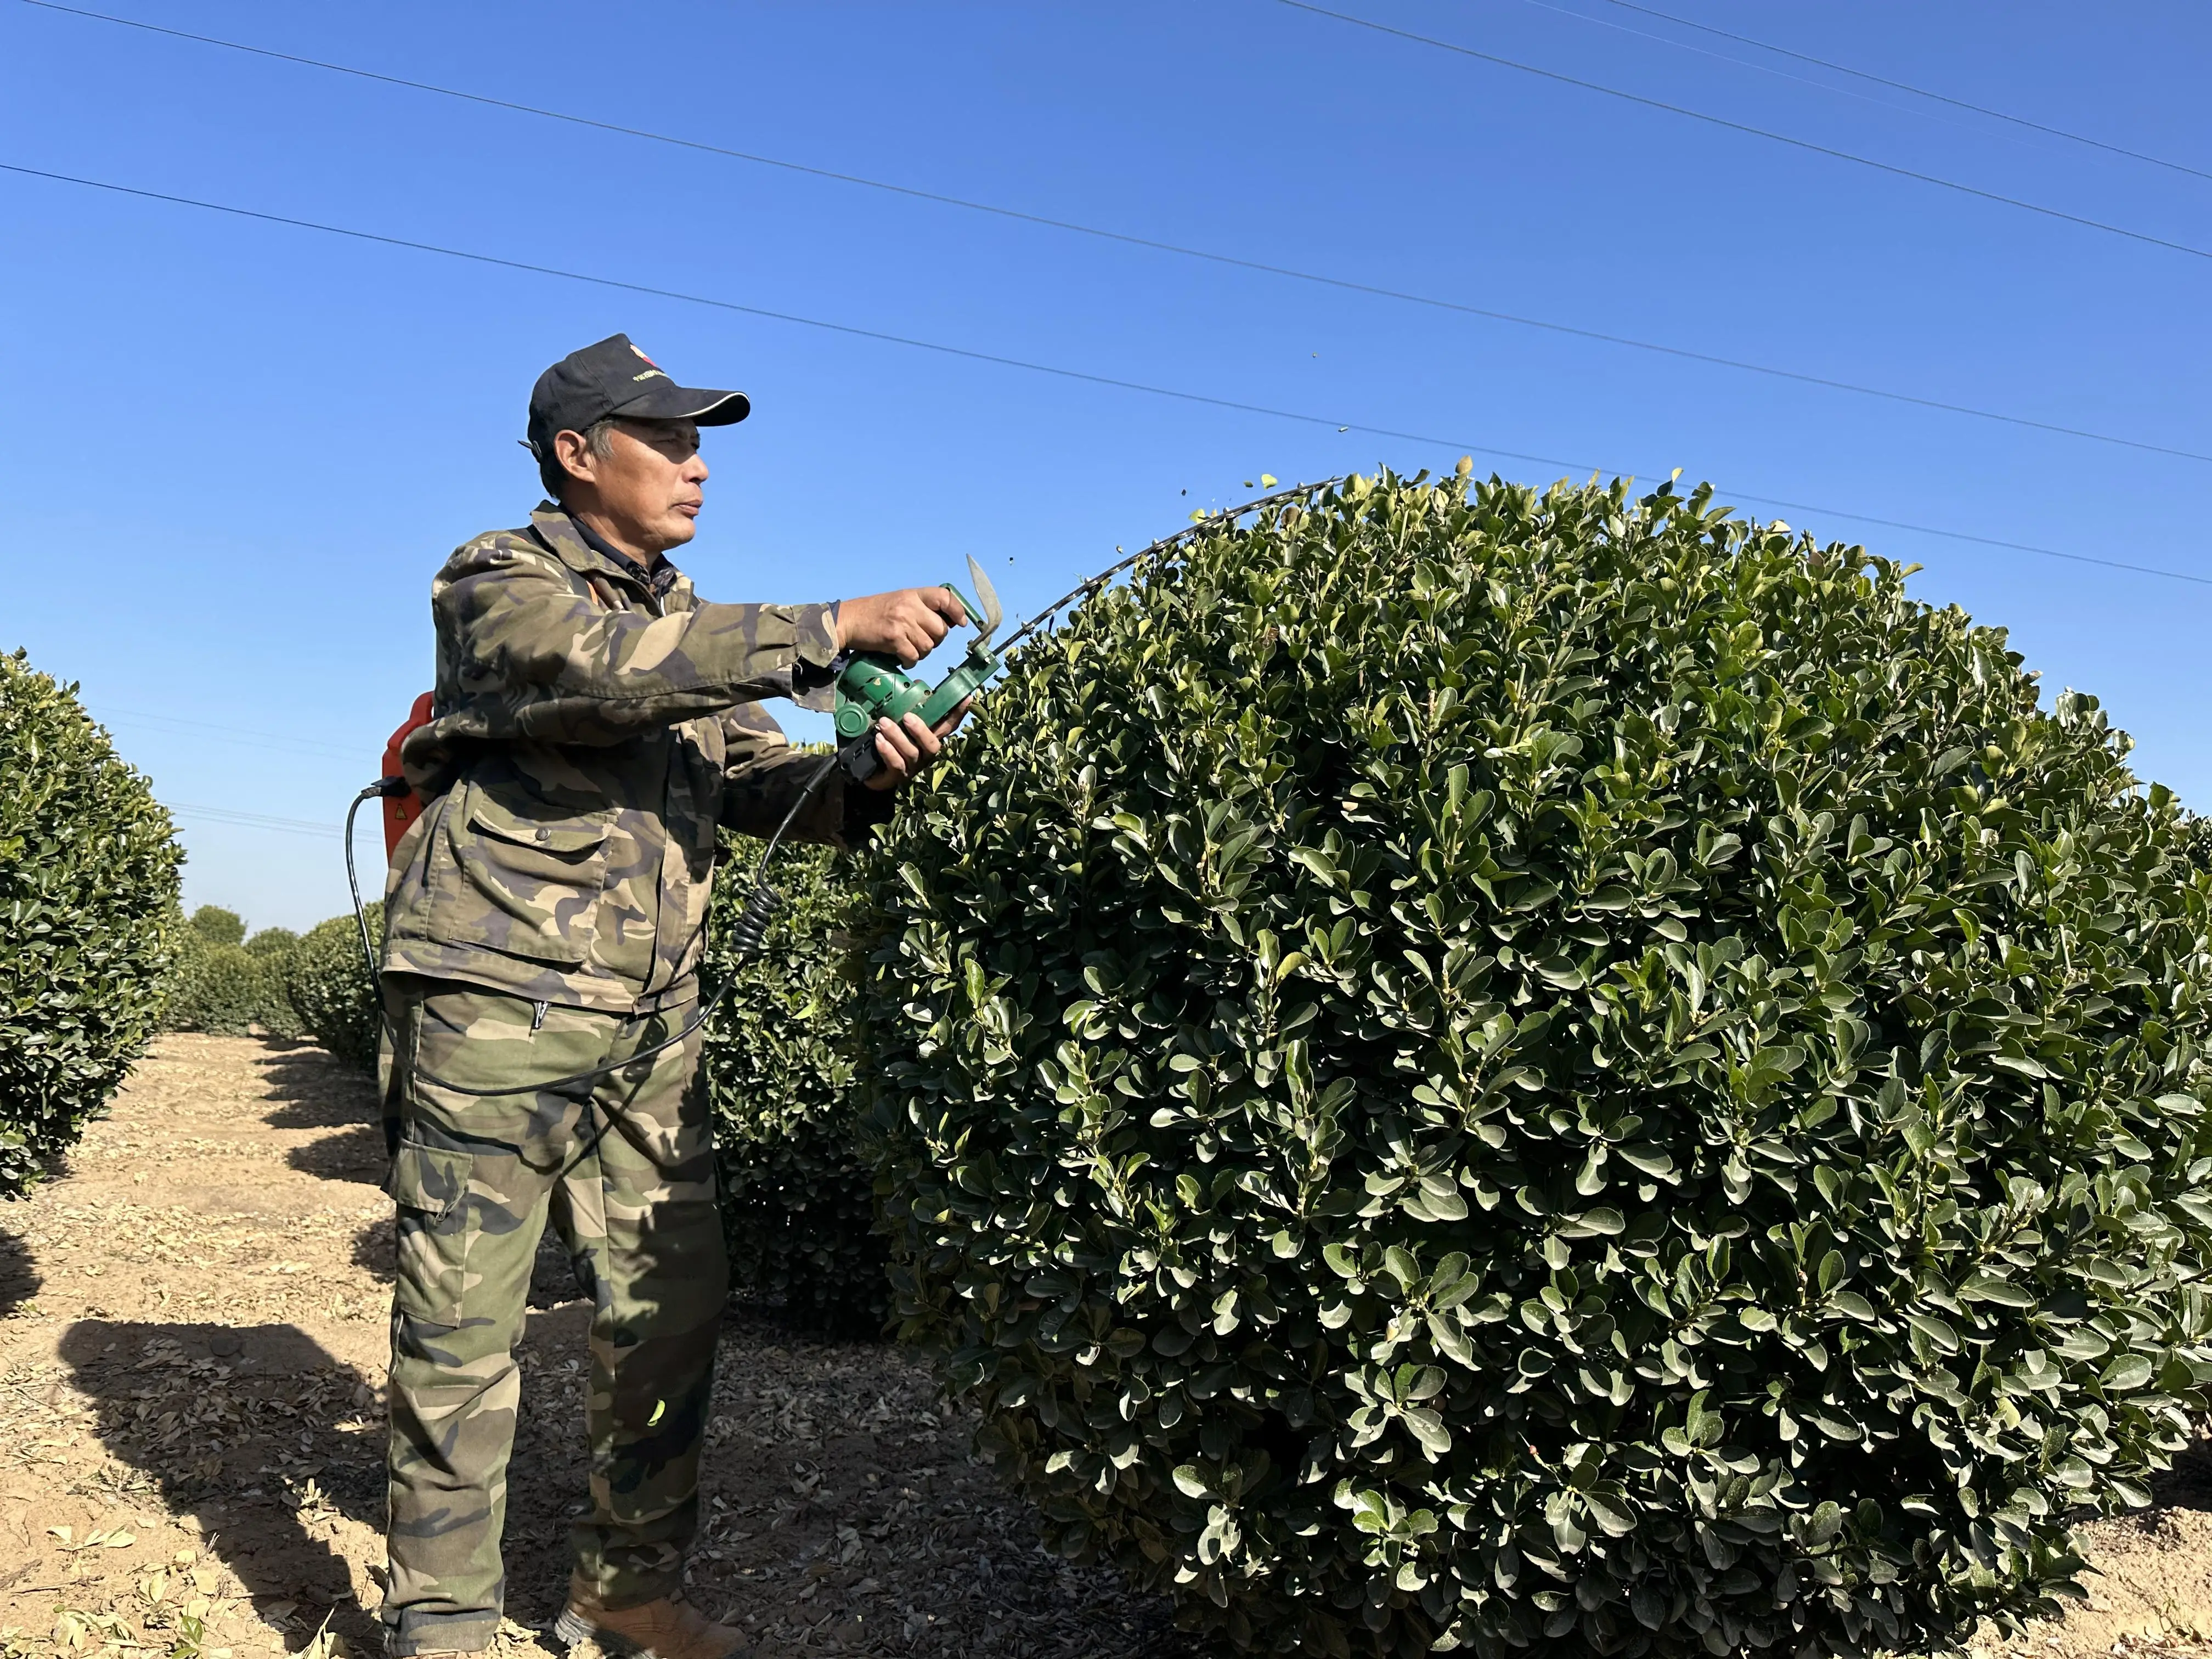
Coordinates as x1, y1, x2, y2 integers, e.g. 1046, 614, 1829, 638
791, 603, 840, 714
840, 776, 896, 840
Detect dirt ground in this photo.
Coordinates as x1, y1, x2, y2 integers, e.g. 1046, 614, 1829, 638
0, 1035, 1180, 1658
8, 1039, 2212, 1659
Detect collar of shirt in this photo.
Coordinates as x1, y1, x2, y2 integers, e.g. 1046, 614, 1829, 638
569, 514, 683, 601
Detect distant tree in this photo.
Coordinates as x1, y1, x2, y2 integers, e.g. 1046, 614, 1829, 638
188, 906, 246, 947
244, 926, 300, 958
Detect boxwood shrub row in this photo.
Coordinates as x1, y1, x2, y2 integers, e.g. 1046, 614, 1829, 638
163, 907, 302, 1039
161, 904, 382, 1073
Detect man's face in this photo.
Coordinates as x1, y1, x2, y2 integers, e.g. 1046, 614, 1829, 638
555, 417, 708, 557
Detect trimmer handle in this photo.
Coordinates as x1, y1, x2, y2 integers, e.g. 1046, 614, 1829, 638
942, 582, 983, 632
833, 572, 1003, 784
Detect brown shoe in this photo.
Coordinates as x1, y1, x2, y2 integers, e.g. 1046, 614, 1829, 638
552, 1582, 750, 1659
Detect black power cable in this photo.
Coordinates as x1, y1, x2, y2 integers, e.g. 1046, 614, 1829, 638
342, 780, 394, 990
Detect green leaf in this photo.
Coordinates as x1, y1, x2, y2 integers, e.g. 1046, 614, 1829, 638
1959, 1272, 2035, 1308
2101, 1355, 2155, 1392
1905, 1312, 1961, 1353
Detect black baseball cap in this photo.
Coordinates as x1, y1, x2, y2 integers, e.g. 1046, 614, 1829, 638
524, 333, 749, 460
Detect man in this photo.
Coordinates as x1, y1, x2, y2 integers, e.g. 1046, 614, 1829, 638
376, 334, 967, 1658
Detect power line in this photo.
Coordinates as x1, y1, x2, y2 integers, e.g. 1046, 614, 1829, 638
100, 706, 363, 759
167, 802, 342, 838
1584, 0, 2212, 186
10, 0, 2208, 469
1501, 0, 1980, 134
1688, 492, 2208, 588
0, 156, 2204, 593
1270, 0, 2212, 265
0, 159, 1593, 471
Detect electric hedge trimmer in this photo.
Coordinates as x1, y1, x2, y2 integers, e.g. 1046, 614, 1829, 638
832, 554, 1004, 782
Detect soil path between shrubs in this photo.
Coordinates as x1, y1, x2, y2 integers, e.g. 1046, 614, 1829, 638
0, 1034, 1180, 1658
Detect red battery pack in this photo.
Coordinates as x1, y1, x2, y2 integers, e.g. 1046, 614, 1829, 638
381, 692, 436, 859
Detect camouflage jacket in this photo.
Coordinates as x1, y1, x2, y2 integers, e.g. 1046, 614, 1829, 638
381, 503, 875, 1014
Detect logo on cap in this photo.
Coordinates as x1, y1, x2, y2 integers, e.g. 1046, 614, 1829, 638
630, 345, 659, 368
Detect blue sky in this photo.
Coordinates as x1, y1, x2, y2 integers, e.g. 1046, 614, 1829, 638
3, 0, 2207, 930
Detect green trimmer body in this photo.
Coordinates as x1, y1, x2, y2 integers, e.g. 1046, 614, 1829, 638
833, 556, 1004, 778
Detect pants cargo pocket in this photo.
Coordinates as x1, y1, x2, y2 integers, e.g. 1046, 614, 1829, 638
387, 1140, 477, 1327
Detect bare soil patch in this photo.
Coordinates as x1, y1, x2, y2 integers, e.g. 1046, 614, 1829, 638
0, 1035, 1180, 1658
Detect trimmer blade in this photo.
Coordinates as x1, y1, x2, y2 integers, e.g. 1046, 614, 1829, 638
967, 554, 1005, 640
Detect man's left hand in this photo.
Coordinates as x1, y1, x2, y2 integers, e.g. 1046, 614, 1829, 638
865, 699, 972, 791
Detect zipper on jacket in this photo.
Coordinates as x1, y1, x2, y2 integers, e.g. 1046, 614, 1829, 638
531, 1000, 548, 1033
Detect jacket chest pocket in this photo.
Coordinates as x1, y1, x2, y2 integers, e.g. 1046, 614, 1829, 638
432, 787, 614, 966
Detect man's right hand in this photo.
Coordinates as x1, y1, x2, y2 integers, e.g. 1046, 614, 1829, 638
837, 588, 969, 667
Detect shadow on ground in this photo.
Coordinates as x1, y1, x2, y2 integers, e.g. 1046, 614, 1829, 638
2154, 1440, 2212, 1514
256, 1045, 387, 1188
59, 1319, 386, 1651
284, 1124, 387, 1187
256, 1047, 374, 1127
350, 1214, 396, 1286
0, 1225, 40, 1317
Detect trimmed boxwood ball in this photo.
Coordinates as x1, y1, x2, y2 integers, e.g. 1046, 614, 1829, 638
189, 905, 246, 947
861, 470, 2212, 1658
165, 907, 309, 1041
701, 839, 887, 1335
163, 933, 274, 1036
245, 929, 305, 1041
283, 906, 383, 1074
0, 650, 182, 1196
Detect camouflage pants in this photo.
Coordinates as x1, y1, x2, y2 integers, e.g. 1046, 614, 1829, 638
376, 977, 727, 1656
